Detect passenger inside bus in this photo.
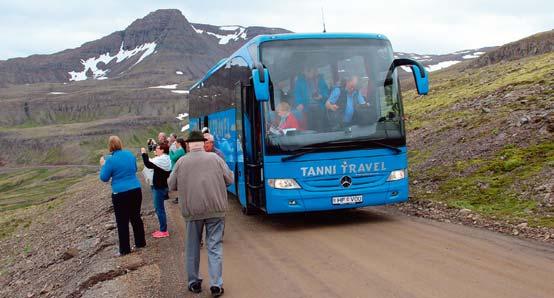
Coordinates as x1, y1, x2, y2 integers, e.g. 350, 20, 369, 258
269, 102, 300, 135
293, 66, 329, 131
276, 80, 291, 103
325, 74, 370, 128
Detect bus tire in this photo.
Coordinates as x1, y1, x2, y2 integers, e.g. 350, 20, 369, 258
241, 205, 255, 216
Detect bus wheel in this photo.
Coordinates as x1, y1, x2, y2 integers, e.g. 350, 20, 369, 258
241, 205, 255, 216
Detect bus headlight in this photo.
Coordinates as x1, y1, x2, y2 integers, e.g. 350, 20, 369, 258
387, 169, 406, 181
268, 179, 301, 189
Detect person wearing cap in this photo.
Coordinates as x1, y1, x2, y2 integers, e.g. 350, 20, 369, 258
203, 133, 225, 160
325, 74, 369, 127
168, 130, 234, 296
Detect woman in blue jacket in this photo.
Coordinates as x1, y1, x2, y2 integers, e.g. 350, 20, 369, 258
100, 136, 146, 255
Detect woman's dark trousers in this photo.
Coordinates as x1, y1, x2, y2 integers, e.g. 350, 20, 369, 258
112, 187, 146, 254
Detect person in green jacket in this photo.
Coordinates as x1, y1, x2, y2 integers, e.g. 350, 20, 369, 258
170, 138, 186, 169
169, 138, 186, 204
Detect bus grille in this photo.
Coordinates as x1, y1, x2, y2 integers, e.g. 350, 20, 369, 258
299, 174, 387, 191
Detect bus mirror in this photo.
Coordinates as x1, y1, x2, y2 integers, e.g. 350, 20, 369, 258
386, 58, 429, 95
410, 64, 429, 95
252, 67, 270, 101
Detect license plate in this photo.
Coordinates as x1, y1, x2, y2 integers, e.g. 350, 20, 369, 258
332, 195, 363, 205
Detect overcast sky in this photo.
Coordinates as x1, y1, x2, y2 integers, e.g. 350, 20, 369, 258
1, 0, 552, 60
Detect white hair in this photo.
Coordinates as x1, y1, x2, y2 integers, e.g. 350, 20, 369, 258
204, 133, 214, 142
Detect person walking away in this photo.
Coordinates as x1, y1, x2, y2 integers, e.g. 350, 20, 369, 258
99, 136, 146, 256
202, 133, 228, 246
168, 131, 234, 297
169, 137, 187, 204
141, 143, 171, 238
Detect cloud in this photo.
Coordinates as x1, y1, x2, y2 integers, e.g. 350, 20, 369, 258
0, 0, 552, 60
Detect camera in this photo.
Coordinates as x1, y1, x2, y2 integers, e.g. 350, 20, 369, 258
147, 138, 157, 152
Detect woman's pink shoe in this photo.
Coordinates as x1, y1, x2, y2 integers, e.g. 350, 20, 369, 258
152, 231, 169, 238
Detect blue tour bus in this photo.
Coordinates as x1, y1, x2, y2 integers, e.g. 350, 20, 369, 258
188, 33, 428, 215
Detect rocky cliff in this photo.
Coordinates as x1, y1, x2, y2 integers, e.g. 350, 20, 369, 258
469, 30, 554, 68
0, 9, 290, 86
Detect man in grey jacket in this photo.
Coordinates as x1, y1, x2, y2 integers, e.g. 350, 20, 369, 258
168, 130, 234, 297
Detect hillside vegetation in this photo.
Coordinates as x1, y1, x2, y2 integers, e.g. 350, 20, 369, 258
404, 51, 554, 228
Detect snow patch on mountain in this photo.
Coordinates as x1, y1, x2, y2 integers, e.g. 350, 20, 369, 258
220, 26, 239, 31
199, 26, 248, 45
463, 52, 486, 59
401, 61, 463, 72
171, 90, 189, 94
426, 60, 461, 72
134, 43, 157, 65
176, 112, 189, 120
68, 42, 157, 81
400, 66, 412, 72
191, 24, 203, 34
149, 84, 178, 89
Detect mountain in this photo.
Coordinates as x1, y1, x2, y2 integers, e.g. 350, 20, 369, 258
0, 9, 291, 128
401, 31, 553, 231
0, 9, 548, 170
0, 9, 291, 167
0, 9, 290, 87
468, 29, 554, 68
396, 46, 498, 72
0, 8, 499, 88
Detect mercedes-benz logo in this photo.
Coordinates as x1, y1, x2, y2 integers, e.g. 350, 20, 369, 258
340, 176, 352, 188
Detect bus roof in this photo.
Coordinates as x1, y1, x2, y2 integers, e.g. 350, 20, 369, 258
251, 32, 389, 44
189, 32, 389, 91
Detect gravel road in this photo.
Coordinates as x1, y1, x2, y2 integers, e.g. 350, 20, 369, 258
156, 195, 554, 298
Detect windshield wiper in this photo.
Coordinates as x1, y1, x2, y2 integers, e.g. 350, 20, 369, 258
281, 139, 401, 162
281, 141, 361, 162
360, 139, 402, 154
281, 147, 319, 162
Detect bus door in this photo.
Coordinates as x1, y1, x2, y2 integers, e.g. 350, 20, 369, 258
236, 81, 265, 214
234, 82, 247, 206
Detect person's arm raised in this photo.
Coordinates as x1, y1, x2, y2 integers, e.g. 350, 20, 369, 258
99, 157, 111, 182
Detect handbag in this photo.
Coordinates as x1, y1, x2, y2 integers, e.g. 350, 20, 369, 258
142, 167, 153, 186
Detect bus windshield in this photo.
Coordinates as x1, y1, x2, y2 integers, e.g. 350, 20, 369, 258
260, 38, 404, 155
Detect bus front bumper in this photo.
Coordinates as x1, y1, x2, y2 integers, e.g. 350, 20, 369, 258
265, 179, 408, 214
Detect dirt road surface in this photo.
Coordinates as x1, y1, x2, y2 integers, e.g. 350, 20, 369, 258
157, 195, 554, 298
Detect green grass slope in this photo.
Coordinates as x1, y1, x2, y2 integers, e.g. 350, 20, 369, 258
404, 52, 554, 227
